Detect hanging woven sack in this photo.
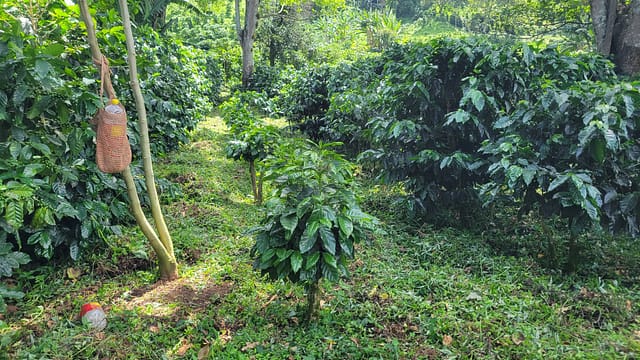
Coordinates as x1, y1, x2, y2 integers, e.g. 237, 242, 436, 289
93, 57, 132, 173
95, 99, 132, 173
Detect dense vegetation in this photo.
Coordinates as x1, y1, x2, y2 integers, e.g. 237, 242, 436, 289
1, 0, 639, 358
276, 38, 640, 246
0, 0, 219, 288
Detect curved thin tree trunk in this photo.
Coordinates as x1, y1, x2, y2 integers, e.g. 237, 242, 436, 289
117, 0, 177, 279
79, 0, 177, 280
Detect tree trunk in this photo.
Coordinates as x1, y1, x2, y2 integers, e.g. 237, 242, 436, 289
611, 0, 640, 76
235, 0, 259, 88
591, 0, 617, 54
591, 0, 640, 76
78, 0, 178, 281
118, 0, 178, 280
304, 280, 321, 323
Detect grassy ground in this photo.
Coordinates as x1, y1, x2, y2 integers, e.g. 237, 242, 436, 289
2, 116, 639, 359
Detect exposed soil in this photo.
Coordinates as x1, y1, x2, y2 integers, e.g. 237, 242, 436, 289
123, 277, 234, 320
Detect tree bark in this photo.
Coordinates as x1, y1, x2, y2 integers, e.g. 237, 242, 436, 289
235, 0, 259, 88
249, 159, 262, 205
591, 0, 640, 76
591, 0, 617, 54
611, 0, 640, 76
304, 280, 321, 323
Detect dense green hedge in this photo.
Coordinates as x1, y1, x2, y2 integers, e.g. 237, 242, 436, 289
277, 37, 640, 239
0, 2, 219, 271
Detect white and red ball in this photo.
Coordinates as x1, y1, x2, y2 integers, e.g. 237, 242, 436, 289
80, 302, 107, 330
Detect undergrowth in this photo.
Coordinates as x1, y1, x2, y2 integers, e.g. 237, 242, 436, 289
1, 116, 638, 359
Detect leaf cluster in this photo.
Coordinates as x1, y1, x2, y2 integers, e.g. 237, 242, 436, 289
250, 141, 376, 284
271, 36, 640, 238
221, 93, 281, 163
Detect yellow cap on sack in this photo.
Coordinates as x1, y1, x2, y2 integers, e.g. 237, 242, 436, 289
111, 98, 120, 105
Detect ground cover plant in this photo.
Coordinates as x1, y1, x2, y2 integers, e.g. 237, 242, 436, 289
2, 0, 640, 358
1, 116, 638, 359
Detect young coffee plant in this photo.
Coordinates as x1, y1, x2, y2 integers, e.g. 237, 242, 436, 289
221, 93, 281, 204
249, 140, 376, 322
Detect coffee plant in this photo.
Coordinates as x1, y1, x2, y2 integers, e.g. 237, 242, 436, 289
221, 93, 281, 204
279, 36, 640, 261
0, 0, 218, 277
250, 140, 376, 321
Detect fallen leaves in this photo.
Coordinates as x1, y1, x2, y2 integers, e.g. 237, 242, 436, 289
241, 341, 260, 352
197, 345, 210, 359
66, 267, 82, 280
442, 335, 453, 346
511, 332, 525, 346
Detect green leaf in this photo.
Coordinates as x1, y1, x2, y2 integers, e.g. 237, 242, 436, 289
0, 287, 25, 300
34, 59, 53, 79
548, 175, 569, 192
589, 137, 606, 163
5, 201, 23, 230
22, 164, 44, 178
299, 221, 319, 253
42, 43, 65, 57
320, 206, 336, 222
32, 207, 55, 228
603, 129, 618, 150
445, 110, 470, 125
280, 213, 298, 232
337, 215, 353, 238
0, 90, 7, 107
12, 84, 28, 106
620, 193, 639, 214
622, 95, 635, 117
339, 237, 354, 257
0, 251, 30, 277
522, 167, 536, 186
322, 252, 338, 269
69, 241, 80, 261
290, 251, 303, 273
469, 89, 485, 112
319, 226, 336, 255
305, 252, 320, 270
276, 248, 291, 261
494, 116, 514, 129
260, 248, 276, 264
584, 199, 599, 221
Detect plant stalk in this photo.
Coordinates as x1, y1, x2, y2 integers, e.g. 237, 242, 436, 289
304, 280, 321, 323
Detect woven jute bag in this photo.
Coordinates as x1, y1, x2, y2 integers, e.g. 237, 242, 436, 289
93, 57, 131, 173
95, 103, 131, 173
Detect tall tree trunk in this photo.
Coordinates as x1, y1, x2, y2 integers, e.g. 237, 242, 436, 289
591, 0, 640, 76
118, 0, 178, 280
591, 0, 617, 54
611, 0, 640, 76
78, 0, 178, 281
235, 0, 259, 88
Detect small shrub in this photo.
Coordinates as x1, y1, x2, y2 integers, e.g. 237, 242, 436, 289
250, 140, 377, 321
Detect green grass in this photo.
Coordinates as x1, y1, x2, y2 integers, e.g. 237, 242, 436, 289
1, 116, 639, 359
